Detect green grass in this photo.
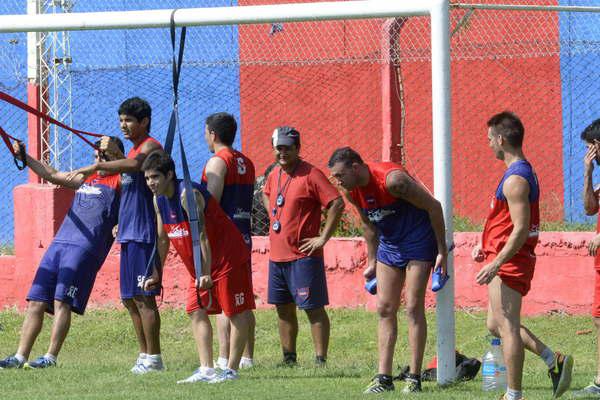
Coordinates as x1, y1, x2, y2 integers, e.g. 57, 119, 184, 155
0, 308, 596, 399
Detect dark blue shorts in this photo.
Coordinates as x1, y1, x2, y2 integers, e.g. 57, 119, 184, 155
120, 241, 160, 299
268, 257, 329, 310
377, 242, 436, 269
27, 242, 101, 315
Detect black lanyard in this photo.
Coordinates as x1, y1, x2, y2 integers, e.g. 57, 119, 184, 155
271, 161, 299, 232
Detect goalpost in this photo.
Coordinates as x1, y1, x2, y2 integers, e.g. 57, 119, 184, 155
0, 0, 456, 384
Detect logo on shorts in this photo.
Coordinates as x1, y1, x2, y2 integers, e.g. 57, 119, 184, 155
137, 275, 145, 289
234, 292, 245, 306
296, 287, 310, 301
167, 225, 189, 239
65, 285, 79, 299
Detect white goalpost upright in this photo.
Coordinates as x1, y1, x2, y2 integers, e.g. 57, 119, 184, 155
0, 0, 455, 385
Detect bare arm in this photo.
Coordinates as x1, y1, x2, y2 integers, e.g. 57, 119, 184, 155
96, 139, 161, 174
204, 156, 227, 203
143, 198, 168, 291
13, 141, 84, 189
584, 144, 599, 215
386, 170, 448, 273
476, 175, 530, 284
349, 200, 379, 279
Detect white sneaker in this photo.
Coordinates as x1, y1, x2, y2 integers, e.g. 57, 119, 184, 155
177, 368, 217, 384
132, 359, 165, 375
130, 355, 146, 374
239, 357, 254, 369
208, 368, 239, 384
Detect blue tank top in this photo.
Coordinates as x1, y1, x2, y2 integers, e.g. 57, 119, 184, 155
349, 162, 437, 261
201, 148, 255, 247
117, 137, 162, 243
54, 173, 120, 261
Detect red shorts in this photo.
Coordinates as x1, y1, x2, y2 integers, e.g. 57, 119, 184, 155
496, 256, 535, 297
186, 261, 255, 316
593, 268, 600, 317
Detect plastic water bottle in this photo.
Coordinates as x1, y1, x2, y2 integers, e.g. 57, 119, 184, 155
482, 338, 507, 391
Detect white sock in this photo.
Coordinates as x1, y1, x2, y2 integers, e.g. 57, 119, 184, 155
240, 357, 253, 364
14, 354, 26, 364
44, 353, 57, 362
146, 354, 162, 363
217, 356, 228, 368
506, 388, 523, 400
540, 347, 555, 368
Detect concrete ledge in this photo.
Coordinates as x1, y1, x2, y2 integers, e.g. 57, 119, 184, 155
0, 232, 596, 315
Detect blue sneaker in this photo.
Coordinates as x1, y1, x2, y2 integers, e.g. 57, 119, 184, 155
25, 355, 56, 369
0, 355, 24, 369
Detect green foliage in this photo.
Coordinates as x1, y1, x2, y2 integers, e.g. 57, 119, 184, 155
0, 308, 594, 399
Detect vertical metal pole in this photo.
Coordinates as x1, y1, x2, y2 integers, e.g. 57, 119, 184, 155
431, 0, 456, 385
26, 0, 42, 183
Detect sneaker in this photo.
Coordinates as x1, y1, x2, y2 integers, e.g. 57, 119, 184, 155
279, 352, 297, 367
25, 356, 56, 369
363, 374, 395, 394
498, 396, 527, 400
131, 359, 164, 375
548, 352, 573, 398
573, 382, 600, 398
177, 368, 217, 384
208, 368, 239, 384
130, 355, 146, 374
402, 376, 422, 393
315, 355, 327, 367
0, 355, 24, 369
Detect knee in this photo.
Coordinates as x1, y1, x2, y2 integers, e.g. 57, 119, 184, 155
122, 298, 135, 310
305, 307, 328, 323
54, 301, 71, 313
486, 316, 499, 336
404, 302, 425, 323
377, 301, 398, 319
28, 301, 47, 314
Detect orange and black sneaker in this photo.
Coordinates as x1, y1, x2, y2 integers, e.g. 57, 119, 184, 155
548, 352, 574, 398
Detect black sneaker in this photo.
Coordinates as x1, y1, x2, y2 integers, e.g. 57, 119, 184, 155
548, 352, 573, 398
315, 355, 326, 367
363, 374, 395, 394
279, 351, 297, 367
402, 374, 422, 393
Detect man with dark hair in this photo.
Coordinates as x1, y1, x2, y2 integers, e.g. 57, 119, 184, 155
202, 112, 257, 370
472, 111, 572, 399
67, 97, 164, 374
263, 126, 345, 367
576, 118, 600, 397
328, 146, 447, 394
0, 138, 123, 369
142, 151, 254, 383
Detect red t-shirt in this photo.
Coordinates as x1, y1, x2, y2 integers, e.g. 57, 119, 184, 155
264, 160, 341, 262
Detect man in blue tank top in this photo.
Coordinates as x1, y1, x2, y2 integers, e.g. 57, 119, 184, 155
66, 98, 164, 374
0, 138, 122, 370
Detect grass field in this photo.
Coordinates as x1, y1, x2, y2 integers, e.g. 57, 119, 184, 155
0, 308, 597, 399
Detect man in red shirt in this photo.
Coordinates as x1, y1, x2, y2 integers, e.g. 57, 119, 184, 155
472, 112, 572, 399
262, 126, 345, 366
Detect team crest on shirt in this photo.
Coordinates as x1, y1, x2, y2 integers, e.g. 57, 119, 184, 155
77, 184, 102, 195
168, 226, 189, 239
367, 208, 395, 223
234, 208, 251, 220
121, 173, 133, 186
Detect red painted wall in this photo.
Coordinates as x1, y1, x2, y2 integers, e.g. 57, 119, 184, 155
0, 233, 596, 317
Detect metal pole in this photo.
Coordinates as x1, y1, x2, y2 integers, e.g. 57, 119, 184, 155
431, 0, 455, 385
0, 1, 431, 33
453, 3, 600, 12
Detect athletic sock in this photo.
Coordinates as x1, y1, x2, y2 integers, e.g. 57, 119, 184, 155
146, 354, 162, 364
44, 353, 57, 363
14, 354, 26, 364
217, 356, 228, 369
240, 357, 253, 364
540, 347, 555, 368
199, 366, 215, 376
505, 388, 523, 400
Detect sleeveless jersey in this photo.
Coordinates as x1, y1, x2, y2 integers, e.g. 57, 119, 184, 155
482, 159, 540, 263
201, 147, 255, 247
53, 172, 120, 260
156, 180, 250, 281
117, 136, 162, 243
349, 162, 437, 261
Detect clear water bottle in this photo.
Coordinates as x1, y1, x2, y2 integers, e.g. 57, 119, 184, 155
482, 338, 507, 391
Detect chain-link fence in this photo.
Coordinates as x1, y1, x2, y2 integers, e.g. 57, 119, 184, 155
1, 1, 600, 250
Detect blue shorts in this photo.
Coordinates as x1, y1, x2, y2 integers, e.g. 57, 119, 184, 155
268, 257, 329, 310
377, 242, 436, 269
27, 242, 101, 315
120, 241, 160, 299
